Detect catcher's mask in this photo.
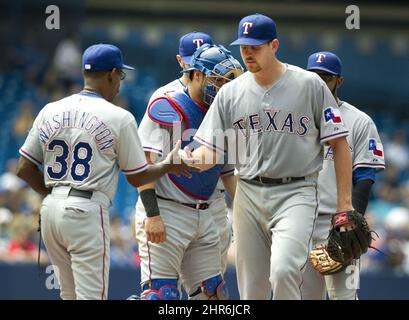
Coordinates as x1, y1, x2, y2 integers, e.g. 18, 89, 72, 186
184, 44, 243, 106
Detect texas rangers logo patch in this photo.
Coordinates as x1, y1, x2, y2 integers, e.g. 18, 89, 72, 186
368, 138, 383, 157
323, 107, 342, 124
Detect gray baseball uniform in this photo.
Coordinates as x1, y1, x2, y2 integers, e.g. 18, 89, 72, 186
194, 66, 349, 299
19, 92, 148, 299
301, 100, 385, 300
137, 79, 232, 273
135, 87, 233, 296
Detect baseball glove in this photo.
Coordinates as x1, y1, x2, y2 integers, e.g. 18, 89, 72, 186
326, 209, 372, 264
309, 244, 348, 275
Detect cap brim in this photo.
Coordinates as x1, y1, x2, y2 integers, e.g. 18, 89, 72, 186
230, 38, 270, 46
122, 64, 134, 70
181, 55, 192, 64
307, 66, 339, 76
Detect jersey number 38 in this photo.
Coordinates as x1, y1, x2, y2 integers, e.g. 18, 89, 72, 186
46, 139, 93, 182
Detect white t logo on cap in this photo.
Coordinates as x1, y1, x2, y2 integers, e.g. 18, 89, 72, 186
243, 22, 253, 34
316, 53, 326, 63
193, 39, 204, 49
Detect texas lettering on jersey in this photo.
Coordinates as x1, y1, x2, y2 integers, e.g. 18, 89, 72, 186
232, 109, 310, 137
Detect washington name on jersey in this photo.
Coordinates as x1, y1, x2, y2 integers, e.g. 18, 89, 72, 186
37, 109, 115, 151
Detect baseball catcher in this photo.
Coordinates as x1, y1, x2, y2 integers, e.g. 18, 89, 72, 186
310, 209, 373, 275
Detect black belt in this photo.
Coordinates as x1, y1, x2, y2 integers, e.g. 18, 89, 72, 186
156, 195, 210, 210
244, 176, 305, 185
67, 188, 93, 199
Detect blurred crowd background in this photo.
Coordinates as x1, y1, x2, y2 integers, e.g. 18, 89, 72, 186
0, 0, 409, 298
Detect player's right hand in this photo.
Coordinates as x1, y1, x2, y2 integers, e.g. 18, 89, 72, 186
164, 140, 200, 178
144, 216, 167, 243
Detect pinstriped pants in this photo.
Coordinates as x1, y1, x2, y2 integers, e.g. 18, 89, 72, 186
233, 174, 319, 300
40, 186, 110, 300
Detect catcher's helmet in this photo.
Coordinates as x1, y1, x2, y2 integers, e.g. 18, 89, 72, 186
185, 44, 243, 105
186, 43, 243, 79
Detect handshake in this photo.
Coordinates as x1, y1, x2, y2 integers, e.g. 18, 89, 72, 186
163, 140, 204, 178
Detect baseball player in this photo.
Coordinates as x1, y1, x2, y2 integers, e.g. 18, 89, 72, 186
153, 31, 213, 96
16, 44, 193, 300
301, 52, 385, 300
181, 13, 355, 300
134, 44, 243, 300
144, 32, 232, 272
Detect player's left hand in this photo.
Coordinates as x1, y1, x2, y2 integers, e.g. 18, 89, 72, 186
333, 211, 355, 231
327, 209, 373, 263
144, 216, 167, 243
177, 146, 195, 165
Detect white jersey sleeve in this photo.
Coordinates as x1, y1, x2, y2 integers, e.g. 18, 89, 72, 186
118, 116, 148, 175
138, 110, 171, 158
318, 101, 385, 214
317, 81, 349, 143
137, 80, 185, 158
352, 116, 385, 171
19, 108, 45, 166
194, 89, 227, 154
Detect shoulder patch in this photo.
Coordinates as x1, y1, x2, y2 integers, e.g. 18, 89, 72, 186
368, 138, 383, 157
323, 107, 343, 124
148, 97, 183, 126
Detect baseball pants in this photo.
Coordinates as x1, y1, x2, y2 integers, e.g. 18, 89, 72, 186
301, 213, 360, 300
135, 197, 224, 296
233, 174, 319, 300
209, 196, 232, 275
40, 186, 110, 300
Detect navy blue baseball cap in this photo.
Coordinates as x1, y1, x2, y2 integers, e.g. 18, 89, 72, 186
179, 32, 213, 64
82, 44, 134, 72
230, 13, 277, 46
307, 51, 342, 76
